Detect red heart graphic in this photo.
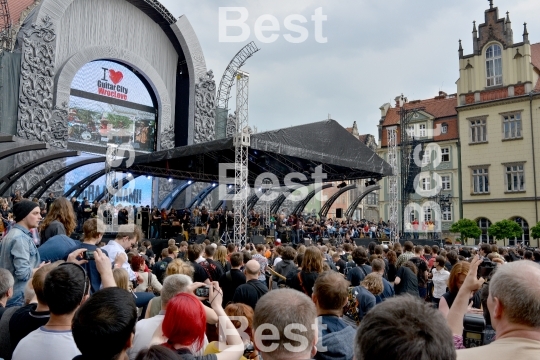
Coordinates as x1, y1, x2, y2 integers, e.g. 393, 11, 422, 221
109, 69, 123, 85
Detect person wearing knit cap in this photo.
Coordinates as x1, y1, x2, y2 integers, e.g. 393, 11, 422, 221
0, 199, 42, 307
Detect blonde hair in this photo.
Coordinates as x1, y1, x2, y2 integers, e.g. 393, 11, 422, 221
165, 259, 195, 279
215, 246, 228, 267
361, 273, 384, 296
113, 268, 130, 291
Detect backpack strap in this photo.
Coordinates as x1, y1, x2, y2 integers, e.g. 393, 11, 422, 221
359, 265, 368, 277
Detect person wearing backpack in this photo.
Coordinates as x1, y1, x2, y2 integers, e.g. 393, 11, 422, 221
346, 247, 372, 286
232, 260, 268, 310
199, 245, 224, 282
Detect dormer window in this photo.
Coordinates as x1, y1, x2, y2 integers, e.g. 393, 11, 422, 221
486, 44, 502, 87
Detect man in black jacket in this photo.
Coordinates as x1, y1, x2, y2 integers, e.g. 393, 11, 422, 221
232, 260, 268, 309
219, 252, 246, 306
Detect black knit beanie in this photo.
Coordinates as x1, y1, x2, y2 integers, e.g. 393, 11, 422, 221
13, 200, 39, 222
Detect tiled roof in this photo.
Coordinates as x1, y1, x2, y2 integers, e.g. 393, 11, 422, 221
7, 0, 36, 25
532, 43, 540, 92
381, 96, 458, 127
531, 43, 540, 71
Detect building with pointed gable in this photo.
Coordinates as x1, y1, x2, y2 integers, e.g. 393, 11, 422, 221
457, 1, 540, 245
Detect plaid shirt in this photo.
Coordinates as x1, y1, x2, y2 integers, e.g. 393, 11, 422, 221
396, 251, 415, 268
252, 253, 268, 281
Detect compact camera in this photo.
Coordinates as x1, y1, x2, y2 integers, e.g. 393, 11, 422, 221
463, 314, 486, 348
82, 250, 95, 261
195, 286, 210, 297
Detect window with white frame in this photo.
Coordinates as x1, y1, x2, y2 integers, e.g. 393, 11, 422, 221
486, 44, 502, 87
421, 176, 431, 191
423, 206, 432, 221
441, 147, 450, 162
478, 217, 493, 244
442, 207, 452, 221
503, 113, 522, 139
407, 125, 415, 138
470, 119, 487, 143
441, 175, 451, 190
419, 124, 426, 137
505, 164, 525, 192
422, 151, 431, 166
472, 168, 489, 194
441, 123, 448, 134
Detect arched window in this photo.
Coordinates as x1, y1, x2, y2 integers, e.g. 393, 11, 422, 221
510, 217, 530, 246
476, 217, 492, 244
486, 44, 502, 87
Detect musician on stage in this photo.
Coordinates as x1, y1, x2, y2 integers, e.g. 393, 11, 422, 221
217, 208, 227, 237
206, 212, 219, 244
181, 209, 191, 241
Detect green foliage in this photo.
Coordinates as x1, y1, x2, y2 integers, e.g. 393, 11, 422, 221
488, 219, 523, 240
106, 113, 131, 129
530, 222, 540, 239
449, 219, 482, 240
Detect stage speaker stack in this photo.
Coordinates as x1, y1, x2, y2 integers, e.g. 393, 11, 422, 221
251, 235, 265, 244
336, 208, 343, 218
195, 234, 206, 244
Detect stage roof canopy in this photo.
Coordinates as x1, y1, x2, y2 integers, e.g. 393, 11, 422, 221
122, 120, 393, 185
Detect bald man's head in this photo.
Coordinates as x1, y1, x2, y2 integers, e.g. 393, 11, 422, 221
245, 260, 261, 278
489, 260, 540, 328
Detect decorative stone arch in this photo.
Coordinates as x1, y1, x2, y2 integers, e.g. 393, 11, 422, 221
54, 46, 172, 150
18, 0, 211, 150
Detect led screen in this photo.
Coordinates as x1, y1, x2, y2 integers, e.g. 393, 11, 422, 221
68, 60, 157, 152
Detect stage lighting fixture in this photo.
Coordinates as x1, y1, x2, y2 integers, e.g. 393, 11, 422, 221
127, 173, 132, 177
188, 180, 192, 185
147, 175, 152, 179
168, 178, 172, 182
212, 183, 216, 187
228, 185, 232, 189
337, 181, 347, 189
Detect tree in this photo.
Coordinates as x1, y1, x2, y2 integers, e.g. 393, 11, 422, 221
449, 219, 481, 240
530, 222, 540, 239
488, 219, 523, 241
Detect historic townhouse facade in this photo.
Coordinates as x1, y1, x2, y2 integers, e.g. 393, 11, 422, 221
457, 3, 540, 245
377, 93, 460, 238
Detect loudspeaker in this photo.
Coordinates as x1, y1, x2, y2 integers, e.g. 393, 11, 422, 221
195, 234, 206, 244
175, 234, 185, 244
354, 238, 376, 247
304, 238, 312, 246
336, 208, 343, 218
252, 235, 265, 244
322, 238, 330, 244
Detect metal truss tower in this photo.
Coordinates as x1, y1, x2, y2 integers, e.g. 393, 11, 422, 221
386, 127, 399, 240
215, 42, 260, 139
398, 101, 425, 237
233, 71, 250, 245
0, 0, 12, 52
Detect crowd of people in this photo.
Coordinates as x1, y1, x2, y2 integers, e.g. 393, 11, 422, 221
0, 195, 539, 360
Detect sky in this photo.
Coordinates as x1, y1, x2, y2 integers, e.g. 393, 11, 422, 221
159, 0, 540, 137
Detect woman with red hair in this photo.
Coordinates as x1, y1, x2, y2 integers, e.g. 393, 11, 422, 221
131, 255, 163, 294
160, 283, 243, 360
